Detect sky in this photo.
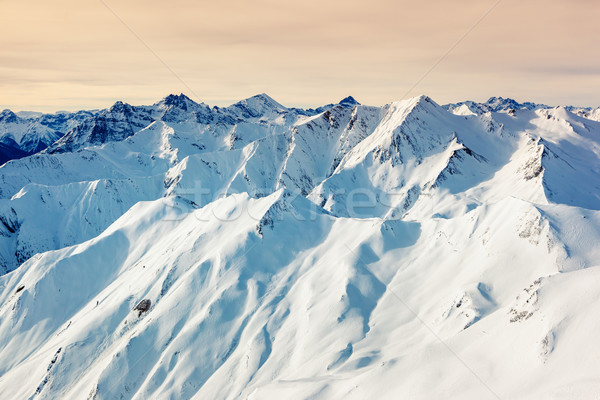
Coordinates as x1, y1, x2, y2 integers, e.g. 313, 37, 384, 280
1, 0, 599, 112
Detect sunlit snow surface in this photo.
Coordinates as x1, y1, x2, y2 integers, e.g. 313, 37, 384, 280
1, 94, 600, 399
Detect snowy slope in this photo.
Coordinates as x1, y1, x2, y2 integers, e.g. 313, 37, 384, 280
0, 94, 341, 274
0, 93, 600, 399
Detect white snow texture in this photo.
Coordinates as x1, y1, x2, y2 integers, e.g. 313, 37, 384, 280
1, 94, 600, 399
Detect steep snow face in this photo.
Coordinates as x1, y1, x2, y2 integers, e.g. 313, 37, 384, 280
277, 104, 383, 195
307, 96, 504, 219
1, 94, 600, 399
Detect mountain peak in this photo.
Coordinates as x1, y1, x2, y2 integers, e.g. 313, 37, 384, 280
162, 93, 194, 105
415, 94, 434, 102
486, 96, 517, 106
0, 109, 18, 123
226, 93, 287, 118
108, 101, 133, 113
339, 96, 360, 106
246, 93, 285, 108
485, 96, 546, 111
402, 94, 438, 110
156, 93, 201, 110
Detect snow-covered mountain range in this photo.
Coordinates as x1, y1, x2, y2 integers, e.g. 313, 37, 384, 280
0, 108, 96, 164
0, 93, 599, 399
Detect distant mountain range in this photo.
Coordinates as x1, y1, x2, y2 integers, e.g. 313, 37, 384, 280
2, 94, 597, 165
0, 94, 363, 163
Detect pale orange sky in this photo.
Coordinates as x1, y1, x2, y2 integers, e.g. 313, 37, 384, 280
1, 0, 599, 111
